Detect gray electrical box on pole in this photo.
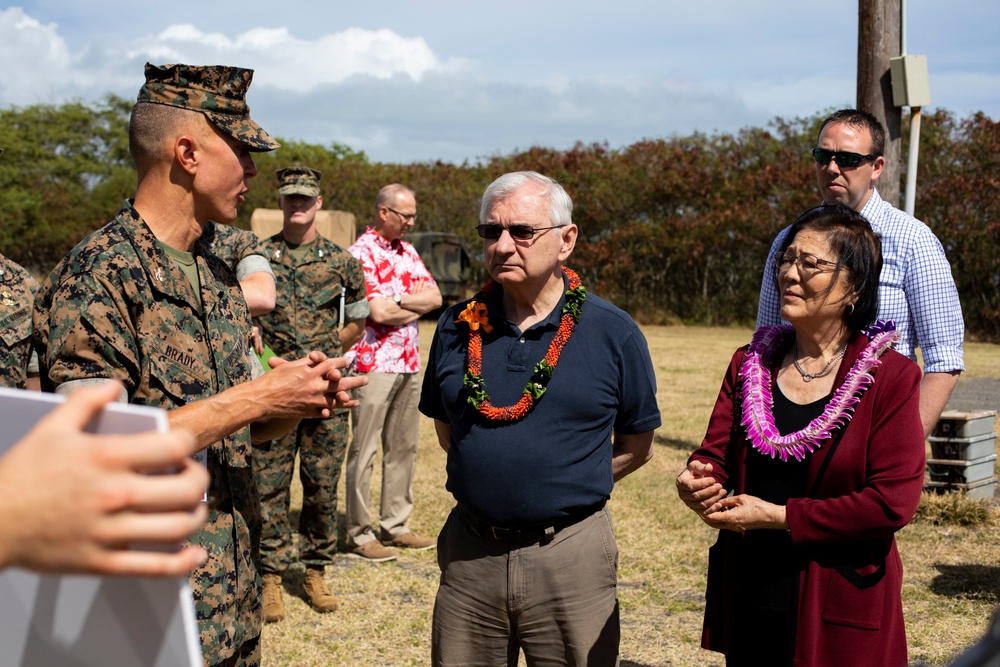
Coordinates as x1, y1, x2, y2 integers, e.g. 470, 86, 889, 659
890, 0, 929, 216
890, 55, 930, 108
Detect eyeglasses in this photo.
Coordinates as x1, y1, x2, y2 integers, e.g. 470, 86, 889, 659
386, 206, 417, 223
811, 148, 879, 168
476, 224, 563, 240
775, 251, 839, 276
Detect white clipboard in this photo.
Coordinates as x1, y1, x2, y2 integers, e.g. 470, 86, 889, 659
0, 387, 203, 667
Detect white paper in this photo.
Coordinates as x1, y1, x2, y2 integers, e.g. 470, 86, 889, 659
0, 387, 203, 667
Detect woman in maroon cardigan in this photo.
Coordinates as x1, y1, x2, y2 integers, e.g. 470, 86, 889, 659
676, 204, 925, 667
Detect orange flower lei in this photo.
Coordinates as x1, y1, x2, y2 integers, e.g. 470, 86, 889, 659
457, 266, 586, 422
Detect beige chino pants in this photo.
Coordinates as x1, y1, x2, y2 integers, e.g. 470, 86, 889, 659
432, 505, 620, 666
345, 371, 421, 546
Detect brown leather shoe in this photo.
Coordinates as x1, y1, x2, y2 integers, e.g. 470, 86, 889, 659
381, 531, 436, 551
303, 566, 338, 613
347, 540, 399, 562
262, 573, 285, 623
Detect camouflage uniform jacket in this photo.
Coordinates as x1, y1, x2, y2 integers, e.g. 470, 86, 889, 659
0, 253, 38, 389
202, 221, 273, 279
33, 200, 261, 665
257, 233, 369, 359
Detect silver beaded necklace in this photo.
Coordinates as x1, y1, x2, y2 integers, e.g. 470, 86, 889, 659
792, 341, 847, 383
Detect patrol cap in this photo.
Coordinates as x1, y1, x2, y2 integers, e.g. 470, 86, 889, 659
136, 62, 280, 152
276, 166, 322, 197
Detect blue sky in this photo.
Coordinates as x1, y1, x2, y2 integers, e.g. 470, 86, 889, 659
1, 1, 997, 163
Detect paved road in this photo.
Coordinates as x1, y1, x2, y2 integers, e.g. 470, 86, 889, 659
945, 377, 1000, 417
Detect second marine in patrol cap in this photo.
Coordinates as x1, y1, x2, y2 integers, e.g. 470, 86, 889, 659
255, 164, 370, 622
276, 166, 322, 197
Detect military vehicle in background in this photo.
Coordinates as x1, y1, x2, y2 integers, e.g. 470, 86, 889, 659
405, 232, 472, 314
249, 210, 471, 317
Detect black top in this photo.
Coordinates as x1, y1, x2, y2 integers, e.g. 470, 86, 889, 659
730, 383, 830, 666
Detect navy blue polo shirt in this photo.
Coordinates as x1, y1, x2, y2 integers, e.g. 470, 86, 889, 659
419, 279, 661, 526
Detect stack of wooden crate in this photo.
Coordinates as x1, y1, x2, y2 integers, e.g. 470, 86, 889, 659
924, 409, 997, 500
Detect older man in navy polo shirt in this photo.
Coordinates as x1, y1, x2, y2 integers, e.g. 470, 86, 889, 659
419, 171, 661, 666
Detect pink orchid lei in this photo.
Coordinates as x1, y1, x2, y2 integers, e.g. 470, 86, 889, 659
739, 320, 900, 462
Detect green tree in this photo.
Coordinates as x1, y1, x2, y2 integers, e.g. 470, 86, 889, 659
0, 95, 133, 274
915, 110, 1000, 340
0, 97, 995, 340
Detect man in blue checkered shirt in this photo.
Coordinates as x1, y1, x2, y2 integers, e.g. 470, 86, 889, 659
757, 109, 964, 437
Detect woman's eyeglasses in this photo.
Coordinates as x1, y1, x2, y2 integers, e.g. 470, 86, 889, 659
775, 251, 839, 276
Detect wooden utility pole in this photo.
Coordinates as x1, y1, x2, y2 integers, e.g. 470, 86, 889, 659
857, 0, 901, 206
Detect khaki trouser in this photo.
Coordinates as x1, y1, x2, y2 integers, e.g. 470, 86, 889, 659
432, 505, 621, 667
345, 372, 421, 546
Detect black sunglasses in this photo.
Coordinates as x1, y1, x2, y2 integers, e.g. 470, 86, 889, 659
476, 224, 563, 240
811, 148, 879, 168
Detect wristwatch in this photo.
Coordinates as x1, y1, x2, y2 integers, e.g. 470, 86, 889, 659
392, 294, 403, 305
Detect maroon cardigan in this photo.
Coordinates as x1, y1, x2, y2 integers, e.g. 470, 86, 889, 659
690, 330, 925, 667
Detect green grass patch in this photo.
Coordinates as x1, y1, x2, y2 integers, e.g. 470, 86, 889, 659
913, 491, 997, 527
259, 323, 1000, 667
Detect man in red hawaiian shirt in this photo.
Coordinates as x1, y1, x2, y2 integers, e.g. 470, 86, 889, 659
345, 184, 442, 561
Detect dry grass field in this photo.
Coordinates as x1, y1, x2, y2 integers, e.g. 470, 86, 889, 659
261, 322, 1000, 666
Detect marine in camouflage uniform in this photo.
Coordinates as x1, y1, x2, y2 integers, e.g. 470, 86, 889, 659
202, 220, 272, 281
202, 221, 276, 353
30, 63, 335, 667
254, 167, 369, 617
0, 253, 38, 389
34, 201, 262, 662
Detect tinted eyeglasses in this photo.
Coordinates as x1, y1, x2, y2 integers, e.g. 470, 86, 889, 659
476, 224, 563, 240
775, 251, 839, 276
811, 148, 879, 168
386, 206, 417, 223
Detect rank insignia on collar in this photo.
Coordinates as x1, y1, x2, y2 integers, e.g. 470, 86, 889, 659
155, 268, 164, 282
1, 291, 15, 306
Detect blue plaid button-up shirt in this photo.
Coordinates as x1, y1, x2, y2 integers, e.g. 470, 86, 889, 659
756, 188, 965, 373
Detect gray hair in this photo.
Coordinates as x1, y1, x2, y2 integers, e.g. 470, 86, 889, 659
479, 171, 573, 227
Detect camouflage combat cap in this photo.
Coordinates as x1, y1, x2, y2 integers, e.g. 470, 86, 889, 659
276, 166, 322, 197
137, 62, 280, 152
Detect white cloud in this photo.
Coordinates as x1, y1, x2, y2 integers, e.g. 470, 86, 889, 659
1, 3, 996, 163
0, 8, 72, 105
251, 71, 771, 164
119, 23, 468, 89
0, 9, 472, 107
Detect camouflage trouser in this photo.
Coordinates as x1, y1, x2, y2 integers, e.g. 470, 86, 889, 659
210, 634, 261, 667
252, 411, 349, 573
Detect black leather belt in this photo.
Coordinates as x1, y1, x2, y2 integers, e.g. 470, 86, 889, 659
456, 500, 607, 546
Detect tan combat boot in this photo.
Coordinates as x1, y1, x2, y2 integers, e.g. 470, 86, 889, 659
303, 566, 338, 613
262, 573, 285, 623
